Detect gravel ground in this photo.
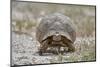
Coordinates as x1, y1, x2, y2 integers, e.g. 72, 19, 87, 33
11, 32, 95, 66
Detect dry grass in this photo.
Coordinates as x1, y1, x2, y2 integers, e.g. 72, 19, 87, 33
12, 1, 95, 37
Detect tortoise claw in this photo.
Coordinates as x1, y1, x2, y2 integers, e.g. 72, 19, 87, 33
39, 50, 43, 56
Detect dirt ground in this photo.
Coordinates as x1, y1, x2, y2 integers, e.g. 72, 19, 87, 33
11, 31, 95, 66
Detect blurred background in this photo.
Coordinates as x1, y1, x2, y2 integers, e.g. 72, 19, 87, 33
11, 1, 96, 65
12, 1, 95, 37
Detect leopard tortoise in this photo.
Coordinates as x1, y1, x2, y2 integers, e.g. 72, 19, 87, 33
36, 13, 76, 55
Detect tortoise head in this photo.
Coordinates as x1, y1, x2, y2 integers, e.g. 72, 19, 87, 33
52, 32, 62, 41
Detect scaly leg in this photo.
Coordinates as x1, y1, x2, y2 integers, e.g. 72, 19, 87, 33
39, 40, 48, 56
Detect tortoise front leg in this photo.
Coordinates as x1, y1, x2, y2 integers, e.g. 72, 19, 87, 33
39, 41, 48, 56
62, 38, 75, 52
67, 43, 75, 52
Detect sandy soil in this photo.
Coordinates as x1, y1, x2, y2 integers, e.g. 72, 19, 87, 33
11, 32, 95, 66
